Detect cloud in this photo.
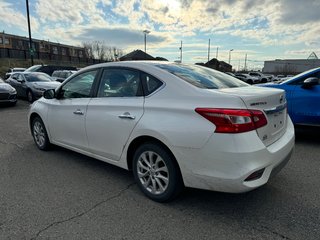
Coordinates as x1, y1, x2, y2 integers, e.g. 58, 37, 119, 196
279, 0, 320, 25
77, 27, 168, 46
34, 0, 110, 24
0, 1, 39, 32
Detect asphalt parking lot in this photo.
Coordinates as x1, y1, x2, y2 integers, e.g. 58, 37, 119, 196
0, 100, 319, 240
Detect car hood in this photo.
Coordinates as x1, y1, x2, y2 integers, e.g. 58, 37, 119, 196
32, 81, 61, 89
0, 82, 15, 92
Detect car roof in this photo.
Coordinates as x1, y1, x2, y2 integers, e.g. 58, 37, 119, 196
77, 61, 178, 74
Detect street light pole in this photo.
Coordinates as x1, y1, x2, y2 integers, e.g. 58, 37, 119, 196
179, 40, 182, 63
228, 49, 234, 64
143, 30, 150, 59
26, 0, 34, 66
207, 38, 210, 62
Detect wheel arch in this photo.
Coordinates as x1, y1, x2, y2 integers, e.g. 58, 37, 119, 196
29, 112, 41, 131
29, 112, 50, 140
126, 136, 182, 180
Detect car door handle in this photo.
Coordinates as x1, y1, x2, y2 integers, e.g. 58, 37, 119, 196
73, 109, 84, 115
118, 112, 136, 120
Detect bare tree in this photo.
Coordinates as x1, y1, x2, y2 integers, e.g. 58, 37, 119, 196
82, 41, 94, 59
82, 41, 124, 61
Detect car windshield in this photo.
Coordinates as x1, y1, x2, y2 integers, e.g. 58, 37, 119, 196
156, 64, 248, 89
25, 65, 42, 72
24, 73, 52, 82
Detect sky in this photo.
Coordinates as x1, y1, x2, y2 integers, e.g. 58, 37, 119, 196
0, 0, 320, 70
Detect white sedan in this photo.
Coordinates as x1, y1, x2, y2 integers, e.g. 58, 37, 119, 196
28, 61, 295, 202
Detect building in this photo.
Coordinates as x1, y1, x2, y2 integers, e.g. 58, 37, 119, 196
119, 49, 155, 61
0, 32, 86, 62
196, 58, 232, 72
263, 58, 320, 74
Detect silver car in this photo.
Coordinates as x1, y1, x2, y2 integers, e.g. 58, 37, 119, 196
6, 72, 61, 102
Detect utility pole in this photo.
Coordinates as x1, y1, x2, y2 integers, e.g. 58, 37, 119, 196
244, 53, 247, 71
216, 46, 219, 59
179, 40, 182, 63
26, 0, 34, 66
207, 38, 210, 62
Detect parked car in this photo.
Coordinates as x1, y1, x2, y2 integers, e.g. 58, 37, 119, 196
5, 67, 26, 79
25, 65, 77, 76
260, 67, 320, 126
28, 62, 294, 202
275, 75, 286, 81
6, 72, 60, 102
235, 73, 260, 84
52, 70, 77, 83
264, 74, 276, 82
0, 77, 17, 105
249, 72, 269, 83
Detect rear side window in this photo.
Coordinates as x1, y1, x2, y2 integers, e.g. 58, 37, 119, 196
157, 64, 247, 89
141, 73, 163, 95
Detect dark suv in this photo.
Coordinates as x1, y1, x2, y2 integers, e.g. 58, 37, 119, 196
25, 65, 77, 76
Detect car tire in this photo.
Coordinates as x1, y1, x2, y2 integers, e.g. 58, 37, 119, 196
247, 80, 253, 85
31, 117, 50, 150
27, 90, 34, 103
133, 142, 184, 202
261, 78, 267, 83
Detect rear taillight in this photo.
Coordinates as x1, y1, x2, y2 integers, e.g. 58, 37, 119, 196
195, 108, 267, 133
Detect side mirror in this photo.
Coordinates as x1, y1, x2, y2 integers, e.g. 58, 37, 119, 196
302, 77, 319, 89
43, 89, 55, 99
18, 79, 25, 83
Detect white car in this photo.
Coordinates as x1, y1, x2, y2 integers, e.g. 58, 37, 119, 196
28, 61, 295, 202
235, 73, 260, 84
5, 67, 26, 79
249, 72, 269, 83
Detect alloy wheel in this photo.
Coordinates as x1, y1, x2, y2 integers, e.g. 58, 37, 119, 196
33, 121, 46, 148
137, 151, 169, 195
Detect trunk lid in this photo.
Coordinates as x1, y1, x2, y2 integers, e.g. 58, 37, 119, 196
218, 86, 287, 146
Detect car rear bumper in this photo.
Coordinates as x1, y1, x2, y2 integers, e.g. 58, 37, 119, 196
172, 116, 295, 193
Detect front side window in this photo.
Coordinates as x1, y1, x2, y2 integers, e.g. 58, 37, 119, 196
157, 64, 247, 89
52, 71, 60, 77
11, 73, 18, 80
98, 68, 141, 97
287, 70, 320, 85
59, 70, 97, 99
17, 74, 24, 82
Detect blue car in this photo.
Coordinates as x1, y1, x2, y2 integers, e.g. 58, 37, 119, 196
260, 67, 320, 126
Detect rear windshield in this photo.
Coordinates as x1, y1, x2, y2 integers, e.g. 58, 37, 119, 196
25, 73, 52, 82
156, 64, 247, 89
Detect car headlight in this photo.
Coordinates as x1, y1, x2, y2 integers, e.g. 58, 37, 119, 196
10, 88, 16, 94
